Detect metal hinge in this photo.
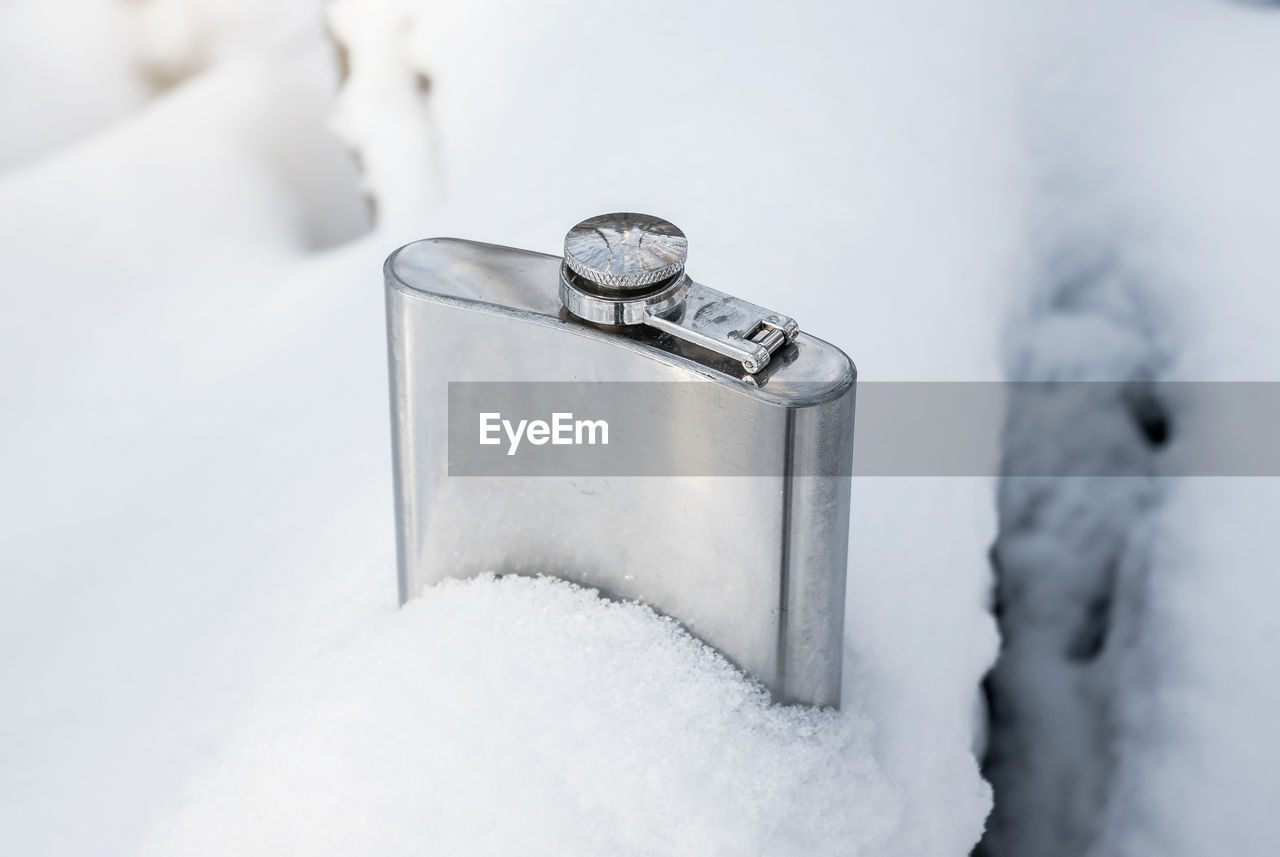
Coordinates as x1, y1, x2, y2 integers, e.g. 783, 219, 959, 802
643, 287, 799, 374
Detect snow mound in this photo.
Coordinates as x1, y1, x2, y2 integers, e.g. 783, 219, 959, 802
981, 2, 1280, 855
138, 575, 910, 857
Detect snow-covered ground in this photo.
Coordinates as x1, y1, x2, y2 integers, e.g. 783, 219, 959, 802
984, 3, 1280, 855
1, 1, 1277, 856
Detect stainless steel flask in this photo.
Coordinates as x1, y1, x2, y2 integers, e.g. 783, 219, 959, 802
385, 213, 856, 707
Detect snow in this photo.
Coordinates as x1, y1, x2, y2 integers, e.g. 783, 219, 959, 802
3, 0, 1277, 855
1077, 0, 1280, 849
982, 2, 1280, 855
0, 0, 147, 171
136, 575, 907, 857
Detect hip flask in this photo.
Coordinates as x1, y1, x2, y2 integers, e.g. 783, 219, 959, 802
384, 213, 856, 707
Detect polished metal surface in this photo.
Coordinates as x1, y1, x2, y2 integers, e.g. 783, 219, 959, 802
563, 212, 688, 289
642, 282, 799, 374
385, 227, 856, 708
559, 267, 689, 326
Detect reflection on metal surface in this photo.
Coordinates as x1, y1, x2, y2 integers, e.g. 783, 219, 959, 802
558, 213, 799, 373
385, 215, 857, 707
563, 212, 688, 289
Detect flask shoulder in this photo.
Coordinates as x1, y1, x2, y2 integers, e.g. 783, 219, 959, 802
385, 238, 854, 406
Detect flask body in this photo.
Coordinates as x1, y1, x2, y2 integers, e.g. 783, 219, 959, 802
386, 237, 855, 707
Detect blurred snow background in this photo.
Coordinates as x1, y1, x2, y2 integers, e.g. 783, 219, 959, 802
984, 2, 1280, 855
0, 1, 1276, 856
